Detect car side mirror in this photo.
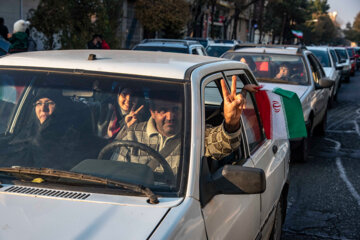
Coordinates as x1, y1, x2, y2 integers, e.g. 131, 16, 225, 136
316, 77, 334, 89
200, 159, 266, 206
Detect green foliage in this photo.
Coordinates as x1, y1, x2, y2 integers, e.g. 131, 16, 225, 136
311, 15, 336, 44
135, 0, 190, 38
344, 12, 360, 44
29, 0, 122, 50
353, 12, 360, 31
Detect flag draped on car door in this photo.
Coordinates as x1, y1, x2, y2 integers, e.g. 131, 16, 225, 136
255, 87, 307, 140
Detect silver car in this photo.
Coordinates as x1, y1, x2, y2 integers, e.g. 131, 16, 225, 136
222, 45, 333, 162
0, 50, 289, 239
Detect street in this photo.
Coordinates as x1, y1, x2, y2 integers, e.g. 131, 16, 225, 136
282, 71, 360, 240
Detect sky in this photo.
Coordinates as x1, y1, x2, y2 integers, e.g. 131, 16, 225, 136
327, 0, 360, 28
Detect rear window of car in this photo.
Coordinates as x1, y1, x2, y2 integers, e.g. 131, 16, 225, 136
309, 49, 331, 67
133, 45, 188, 54
346, 48, 354, 57
222, 52, 309, 85
335, 49, 348, 60
206, 46, 233, 57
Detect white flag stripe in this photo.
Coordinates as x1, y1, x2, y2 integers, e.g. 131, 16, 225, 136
267, 91, 288, 139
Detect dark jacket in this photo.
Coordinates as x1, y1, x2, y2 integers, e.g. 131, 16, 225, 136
9, 32, 28, 53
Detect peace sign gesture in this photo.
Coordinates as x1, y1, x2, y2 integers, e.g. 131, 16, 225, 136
220, 75, 246, 133
125, 104, 144, 127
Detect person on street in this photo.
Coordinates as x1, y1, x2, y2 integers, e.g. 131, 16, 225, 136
0, 17, 9, 41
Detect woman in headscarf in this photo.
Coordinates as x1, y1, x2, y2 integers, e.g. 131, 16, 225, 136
4, 88, 93, 170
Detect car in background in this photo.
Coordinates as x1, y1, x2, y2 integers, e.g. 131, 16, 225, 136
206, 42, 236, 57
346, 47, 356, 76
307, 46, 341, 105
184, 37, 214, 48
354, 47, 360, 70
0, 50, 289, 239
222, 45, 333, 162
214, 39, 241, 44
132, 39, 207, 56
332, 46, 351, 82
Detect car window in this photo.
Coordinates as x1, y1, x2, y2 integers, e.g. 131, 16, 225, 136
223, 72, 265, 153
203, 74, 246, 164
223, 53, 309, 85
330, 49, 338, 64
192, 48, 199, 55
307, 54, 324, 84
335, 49, 348, 61
309, 49, 331, 68
0, 69, 188, 196
0, 73, 27, 134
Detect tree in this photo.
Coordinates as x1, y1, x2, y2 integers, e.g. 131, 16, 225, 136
344, 12, 360, 44
29, 0, 122, 50
353, 12, 360, 31
311, 14, 336, 44
135, 0, 190, 39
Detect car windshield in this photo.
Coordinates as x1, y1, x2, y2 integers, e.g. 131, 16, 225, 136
223, 52, 309, 85
310, 49, 331, 67
206, 45, 233, 57
335, 49, 348, 60
346, 48, 354, 58
133, 45, 188, 54
0, 69, 188, 196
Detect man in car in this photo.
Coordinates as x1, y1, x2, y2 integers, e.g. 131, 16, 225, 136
113, 76, 257, 174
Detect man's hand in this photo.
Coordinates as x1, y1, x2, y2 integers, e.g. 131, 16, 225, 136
125, 104, 144, 127
243, 84, 263, 93
220, 75, 246, 133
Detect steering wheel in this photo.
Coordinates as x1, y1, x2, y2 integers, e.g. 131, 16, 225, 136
290, 73, 302, 83
97, 140, 175, 184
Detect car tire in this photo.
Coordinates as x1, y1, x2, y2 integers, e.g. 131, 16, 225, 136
314, 111, 327, 136
269, 196, 283, 240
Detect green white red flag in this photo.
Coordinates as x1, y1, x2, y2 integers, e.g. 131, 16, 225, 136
255, 87, 307, 140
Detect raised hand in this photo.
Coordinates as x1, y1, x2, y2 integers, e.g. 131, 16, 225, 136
220, 75, 246, 133
125, 104, 144, 127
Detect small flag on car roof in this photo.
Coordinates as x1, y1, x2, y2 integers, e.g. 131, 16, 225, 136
255, 87, 307, 140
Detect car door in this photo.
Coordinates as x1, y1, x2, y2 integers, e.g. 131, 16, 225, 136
306, 53, 329, 126
201, 72, 261, 240
223, 70, 288, 239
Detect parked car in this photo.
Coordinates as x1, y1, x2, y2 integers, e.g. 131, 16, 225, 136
222, 45, 333, 162
132, 39, 207, 56
332, 46, 351, 82
0, 50, 289, 239
206, 42, 236, 57
184, 37, 214, 48
346, 47, 356, 76
307, 46, 341, 105
354, 47, 360, 70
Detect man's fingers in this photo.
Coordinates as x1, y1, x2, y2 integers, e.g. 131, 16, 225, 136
220, 79, 230, 102
231, 75, 237, 97
134, 105, 144, 114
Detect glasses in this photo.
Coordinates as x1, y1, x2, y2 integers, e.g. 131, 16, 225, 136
34, 101, 56, 108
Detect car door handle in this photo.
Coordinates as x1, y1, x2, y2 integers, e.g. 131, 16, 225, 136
272, 145, 278, 154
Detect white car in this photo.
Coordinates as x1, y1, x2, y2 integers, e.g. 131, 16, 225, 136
222, 45, 333, 162
332, 46, 352, 82
0, 50, 289, 239
307, 46, 341, 105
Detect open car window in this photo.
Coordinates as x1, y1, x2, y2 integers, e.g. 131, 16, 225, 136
0, 69, 188, 197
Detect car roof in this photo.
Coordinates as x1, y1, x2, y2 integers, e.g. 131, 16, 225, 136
138, 39, 202, 47
0, 50, 226, 79
207, 43, 236, 47
307, 46, 330, 51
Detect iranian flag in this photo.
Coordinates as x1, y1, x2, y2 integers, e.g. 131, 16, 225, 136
254, 87, 307, 140
291, 30, 303, 39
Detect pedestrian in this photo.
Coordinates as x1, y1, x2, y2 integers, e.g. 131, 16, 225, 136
87, 34, 102, 49
8, 19, 30, 54
0, 17, 9, 41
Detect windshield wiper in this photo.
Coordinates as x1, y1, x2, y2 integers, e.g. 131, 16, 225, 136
0, 167, 159, 204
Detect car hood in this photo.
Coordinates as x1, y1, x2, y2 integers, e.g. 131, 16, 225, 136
0, 185, 182, 240
259, 82, 309, 99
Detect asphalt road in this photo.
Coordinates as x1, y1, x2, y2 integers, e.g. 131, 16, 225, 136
281, 70, 360, 240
